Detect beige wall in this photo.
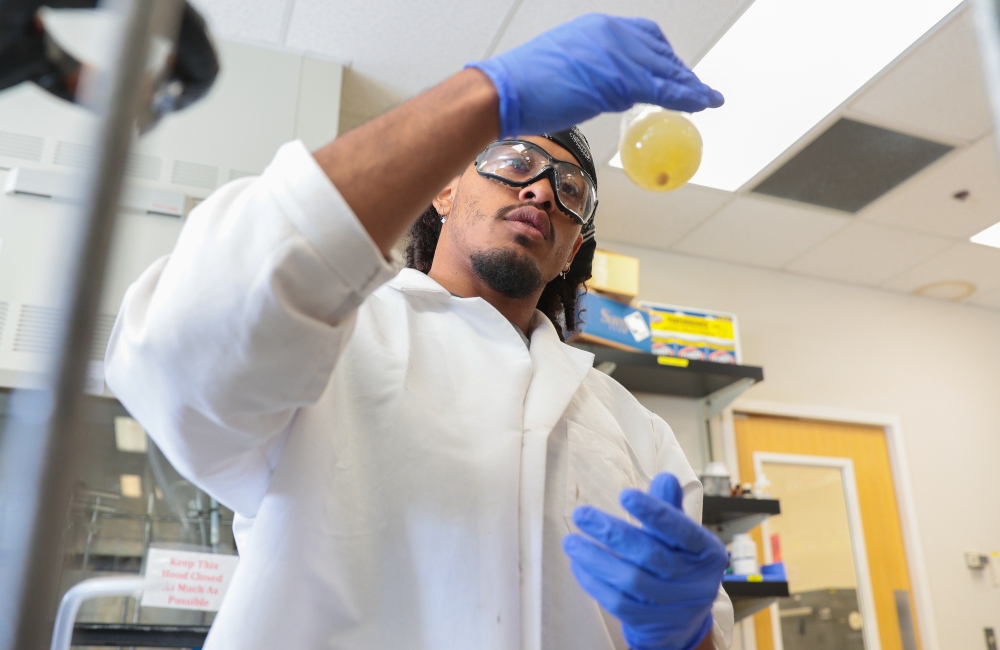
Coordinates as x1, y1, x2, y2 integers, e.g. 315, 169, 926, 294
601, 241, 1000, 650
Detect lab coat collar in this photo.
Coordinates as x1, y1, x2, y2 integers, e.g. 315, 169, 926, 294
525, 312, 594, 434
387, 268, 597, 398
386, 268, 451, 295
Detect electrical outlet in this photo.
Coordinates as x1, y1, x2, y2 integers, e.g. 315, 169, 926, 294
967, 552, 991, 570
986, 627, 997, 650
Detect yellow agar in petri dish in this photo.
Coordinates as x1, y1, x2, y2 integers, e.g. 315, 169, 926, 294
620, 109, 703, 192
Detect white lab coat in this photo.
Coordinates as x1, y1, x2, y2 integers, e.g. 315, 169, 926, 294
105, 141, 733, 649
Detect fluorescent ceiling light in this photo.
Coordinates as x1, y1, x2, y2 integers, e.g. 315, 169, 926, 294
971, 221, 1000, 249
684, 0, 962, 191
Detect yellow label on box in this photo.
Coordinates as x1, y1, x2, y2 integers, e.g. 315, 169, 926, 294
747, 574, 763, 582
657, 356, 689, 368
650, 312, 735, 340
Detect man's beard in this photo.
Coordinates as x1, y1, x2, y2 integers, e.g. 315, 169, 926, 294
470, 247, 544, 299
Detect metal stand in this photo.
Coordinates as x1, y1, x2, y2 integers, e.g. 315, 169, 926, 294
0, 2, 157, 647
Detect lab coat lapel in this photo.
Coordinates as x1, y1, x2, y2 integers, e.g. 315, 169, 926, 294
519, 314, 594, 650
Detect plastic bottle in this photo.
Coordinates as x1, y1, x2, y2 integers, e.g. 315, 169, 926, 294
618, 104, 703, 192
729, 533, 759, 575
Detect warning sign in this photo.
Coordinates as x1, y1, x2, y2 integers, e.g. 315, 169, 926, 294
141, 548, 239, 611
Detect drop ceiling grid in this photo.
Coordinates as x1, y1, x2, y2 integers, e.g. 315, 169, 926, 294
671, 195, 851, 269
284, 0, 518, 102
857, 134, 1000, 239
188, 0, 293, 46
597, 171, 735, 251
781, 221, 954, 287
881, 241, 1000, 298
846, 6, 993, 146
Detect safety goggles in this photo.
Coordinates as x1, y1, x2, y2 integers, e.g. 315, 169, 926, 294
474, 140, 598, 227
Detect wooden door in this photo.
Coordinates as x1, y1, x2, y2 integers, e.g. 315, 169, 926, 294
734, 414, 921, 650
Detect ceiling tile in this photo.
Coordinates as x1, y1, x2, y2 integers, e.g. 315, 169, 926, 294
673, 196, 849, 268
284, 0, 518, 116
488, 1, 752, 170
189, 0, 291, 45
596, 171, 732, 251
860, 135, 1000, 239
491, 0, 752, 64
881, 242, 1000, 297
848, 8, 992, 144
577, 112, 624, 173
784, 222, 952, 286
967, 286, 1000, 309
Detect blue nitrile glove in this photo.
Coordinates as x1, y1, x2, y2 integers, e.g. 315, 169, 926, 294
466, 14, 724, 138
563, 473, 728, 650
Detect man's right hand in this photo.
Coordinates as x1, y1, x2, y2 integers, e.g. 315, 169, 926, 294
467, 14, 724, 138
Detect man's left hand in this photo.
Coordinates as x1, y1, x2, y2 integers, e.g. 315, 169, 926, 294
563, 473, 728, 650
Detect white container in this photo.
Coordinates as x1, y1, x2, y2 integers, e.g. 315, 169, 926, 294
730, 533, 759, 575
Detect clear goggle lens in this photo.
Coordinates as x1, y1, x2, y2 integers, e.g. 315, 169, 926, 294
475, 141, 596, 226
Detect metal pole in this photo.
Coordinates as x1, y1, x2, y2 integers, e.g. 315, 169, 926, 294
0, 1, 155, 647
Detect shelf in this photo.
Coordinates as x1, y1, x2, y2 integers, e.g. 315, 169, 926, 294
723, 581, 790, 622
72, 623, 209, 648
703, 496, 781, 544
571, 343, 764, 398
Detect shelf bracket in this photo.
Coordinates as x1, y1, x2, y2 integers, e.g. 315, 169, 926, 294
697, 377, 756, 466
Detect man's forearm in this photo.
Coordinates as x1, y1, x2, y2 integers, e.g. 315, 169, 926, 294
312, 68, 500, 255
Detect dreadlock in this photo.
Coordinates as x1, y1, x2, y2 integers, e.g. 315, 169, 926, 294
404, 205, 590, 341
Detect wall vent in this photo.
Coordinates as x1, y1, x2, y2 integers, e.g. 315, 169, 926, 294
172, 161, 218, 189
13, 305, 60, 355
54, 140, 91, 168
12, 305, 116, 359
90, 313, 116, 361
228, 169, 256, 181
0, 302, 8, 347
752, 118, 954, 213
0, 131, 44, 162
56, 142, 163, 182
124, 154, 162, 181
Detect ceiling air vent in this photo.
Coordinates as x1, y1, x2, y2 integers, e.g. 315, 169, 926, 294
752, 118, 953, 213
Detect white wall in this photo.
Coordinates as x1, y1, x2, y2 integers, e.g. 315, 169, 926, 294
601, 240, 1000, 649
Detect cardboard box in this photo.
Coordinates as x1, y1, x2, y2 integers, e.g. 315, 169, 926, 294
586, 249, 640, 302
572, 291, 653, 353
639, 301, 741, 364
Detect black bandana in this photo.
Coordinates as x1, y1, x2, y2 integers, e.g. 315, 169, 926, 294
541, 126, 597, 278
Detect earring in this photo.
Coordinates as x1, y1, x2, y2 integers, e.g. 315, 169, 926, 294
560, 266, 568, 279
440, 216, 447, 224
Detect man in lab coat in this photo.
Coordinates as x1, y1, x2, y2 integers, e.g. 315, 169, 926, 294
106, 14, 733, 650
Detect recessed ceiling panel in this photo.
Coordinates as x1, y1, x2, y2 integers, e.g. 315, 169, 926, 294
861, 136, 1000, 239
285, 0, 519, 114
597, 170, 731, 251
784, 221, 952, 286
188, 0, 292, 44
490, 0, 752, 64
752, 118, 953, 213
673, 196, 849, 268
849, 8, 992, 143
881, 242, 1000, 297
